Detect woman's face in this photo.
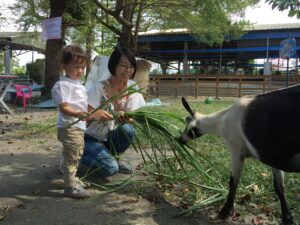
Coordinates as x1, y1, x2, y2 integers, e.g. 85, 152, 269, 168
114, 55, 134, 81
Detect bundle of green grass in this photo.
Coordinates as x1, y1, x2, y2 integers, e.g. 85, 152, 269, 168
79, 86, 227, 214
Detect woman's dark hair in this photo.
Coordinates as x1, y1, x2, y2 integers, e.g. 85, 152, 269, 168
60, 45, 88, 65
108, 47, 137, 79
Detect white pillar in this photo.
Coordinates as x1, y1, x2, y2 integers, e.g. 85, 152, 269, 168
183, 41, 189, 74
4, 45, 11, 74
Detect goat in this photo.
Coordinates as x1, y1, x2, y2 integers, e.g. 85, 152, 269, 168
179, 85, 300, 225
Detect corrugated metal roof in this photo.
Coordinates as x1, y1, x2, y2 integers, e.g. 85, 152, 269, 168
246, 23, 300, 31
0, 32, 45, 51
139, 23, 300, 36
138, 28, 190, 36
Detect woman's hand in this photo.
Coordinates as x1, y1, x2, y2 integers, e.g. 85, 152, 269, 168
116, 111, 133, 123
88, 109, 113, 122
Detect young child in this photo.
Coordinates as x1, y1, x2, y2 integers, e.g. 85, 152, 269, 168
51, 45, 93, 199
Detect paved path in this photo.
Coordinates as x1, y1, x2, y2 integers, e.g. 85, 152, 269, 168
0, 109, 245, 225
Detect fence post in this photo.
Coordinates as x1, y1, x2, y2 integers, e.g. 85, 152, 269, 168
175, 76, 178, 97
262, 76, 266, 93
195, 76, 198, 99
216, 75, 219, 98
238, 74, 242, 97
156, 77, 160, 97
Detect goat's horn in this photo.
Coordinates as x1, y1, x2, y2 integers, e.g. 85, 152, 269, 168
181, 97, 194, 116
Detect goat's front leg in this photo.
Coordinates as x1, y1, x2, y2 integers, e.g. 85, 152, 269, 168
272, 168, 295, 225
218, 153, 244, 220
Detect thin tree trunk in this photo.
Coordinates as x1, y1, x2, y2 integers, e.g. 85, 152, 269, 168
85, 25, 94, 82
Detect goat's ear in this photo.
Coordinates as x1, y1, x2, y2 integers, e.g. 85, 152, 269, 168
181, 97, 194, 116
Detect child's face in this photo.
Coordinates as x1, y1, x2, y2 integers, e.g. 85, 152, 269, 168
63, 60, 86, 80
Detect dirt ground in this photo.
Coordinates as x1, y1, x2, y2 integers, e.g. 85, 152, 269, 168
0, 105, 245, 225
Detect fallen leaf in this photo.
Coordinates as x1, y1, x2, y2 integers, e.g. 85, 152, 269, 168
249, 202, 259, 209
260, 206, 273, 215
145, 195, 160, 203
260, 172, 268, 177
122, 198, 139, 203
231, 210, 240, 221
179, 201, 191, 210
253, 215, 264, 225
0, 210, 7, 221
135, 164, 141, 170
33, 188, 40, 195
115, 208, 132, 213
183, 188, 189, 193
250, 184, 260, 193
17, 204, 26, 209
239, 194, 251, 204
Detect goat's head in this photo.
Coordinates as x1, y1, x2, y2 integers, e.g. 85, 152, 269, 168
179, 97, 203, 144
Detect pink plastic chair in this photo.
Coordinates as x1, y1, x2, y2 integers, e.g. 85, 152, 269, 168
14, 84, 33, 112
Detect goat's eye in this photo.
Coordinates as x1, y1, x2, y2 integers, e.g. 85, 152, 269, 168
186, 116, 193, 123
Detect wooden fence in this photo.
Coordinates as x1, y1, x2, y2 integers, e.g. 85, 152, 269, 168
147, 74, 300, 98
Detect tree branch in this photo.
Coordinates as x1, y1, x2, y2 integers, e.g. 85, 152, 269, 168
92, 0, 133, 28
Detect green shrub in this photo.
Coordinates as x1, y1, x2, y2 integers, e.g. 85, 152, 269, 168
26, 59, 45, 84
12, 66, 26, 75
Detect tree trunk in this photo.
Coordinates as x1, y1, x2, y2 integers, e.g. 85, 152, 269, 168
119, 25, 138, 53
44, 39, 64, 95
43, 0, 65, 96
85, 32, 93, 82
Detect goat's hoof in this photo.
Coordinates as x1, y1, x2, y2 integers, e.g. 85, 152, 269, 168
282, 217, 296, 225
217, 208, 231, 220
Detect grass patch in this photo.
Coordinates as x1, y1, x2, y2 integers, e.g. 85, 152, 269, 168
13, 115, 57, 137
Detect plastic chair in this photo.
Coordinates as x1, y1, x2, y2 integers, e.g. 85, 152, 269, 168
14, 84, 33, 112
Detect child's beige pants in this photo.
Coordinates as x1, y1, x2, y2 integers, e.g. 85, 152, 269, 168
57, 127, 84, 188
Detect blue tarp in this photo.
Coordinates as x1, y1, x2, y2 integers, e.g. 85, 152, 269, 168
31, 99, 57, 108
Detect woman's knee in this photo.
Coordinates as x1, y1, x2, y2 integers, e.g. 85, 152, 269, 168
83, 137, 118, 176
120, 123, 135, 139
101, 160, 119, 176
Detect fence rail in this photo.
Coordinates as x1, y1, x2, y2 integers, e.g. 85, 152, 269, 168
147, 74, 300, 98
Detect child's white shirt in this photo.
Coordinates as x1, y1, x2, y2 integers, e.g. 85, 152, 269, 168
51, 76, 87, 130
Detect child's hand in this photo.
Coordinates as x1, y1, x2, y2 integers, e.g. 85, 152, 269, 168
76, 112, 89, 121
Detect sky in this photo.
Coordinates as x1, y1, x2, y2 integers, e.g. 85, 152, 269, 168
2, 1, 299, 66
244, 2, 299, 24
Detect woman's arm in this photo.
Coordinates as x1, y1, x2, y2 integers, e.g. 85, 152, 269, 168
87, 105, 113, 123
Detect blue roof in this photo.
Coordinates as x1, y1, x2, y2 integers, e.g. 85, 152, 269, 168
145, 46, 300, 54
137, 23, 300, 61
241, 31, 300, 40
138, 30, 300, 42
138, 34, 196, 42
